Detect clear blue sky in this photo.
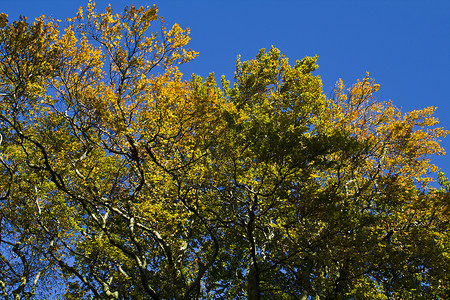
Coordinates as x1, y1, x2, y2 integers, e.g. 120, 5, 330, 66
3, 0, 450, 176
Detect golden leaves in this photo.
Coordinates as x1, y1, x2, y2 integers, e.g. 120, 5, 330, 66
0, 3, 448, 298
0, 13, 8, 28
332, 73, 448, 190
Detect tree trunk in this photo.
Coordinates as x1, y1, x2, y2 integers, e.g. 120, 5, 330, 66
247, 263, 261, 300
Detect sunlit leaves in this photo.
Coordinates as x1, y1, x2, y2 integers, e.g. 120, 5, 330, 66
0, 2, 448, 299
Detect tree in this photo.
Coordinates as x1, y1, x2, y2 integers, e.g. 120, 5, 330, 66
0, 3, 448, 299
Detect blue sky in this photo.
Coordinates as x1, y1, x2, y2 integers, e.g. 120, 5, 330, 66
3, 0, 450, 176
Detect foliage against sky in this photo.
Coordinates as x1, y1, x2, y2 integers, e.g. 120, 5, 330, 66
0, 3, 449, 299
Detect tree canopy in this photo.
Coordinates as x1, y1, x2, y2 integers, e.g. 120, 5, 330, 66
0, 3, 448, 300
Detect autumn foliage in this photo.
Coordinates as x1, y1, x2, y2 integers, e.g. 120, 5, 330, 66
0, 3, 448, 300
